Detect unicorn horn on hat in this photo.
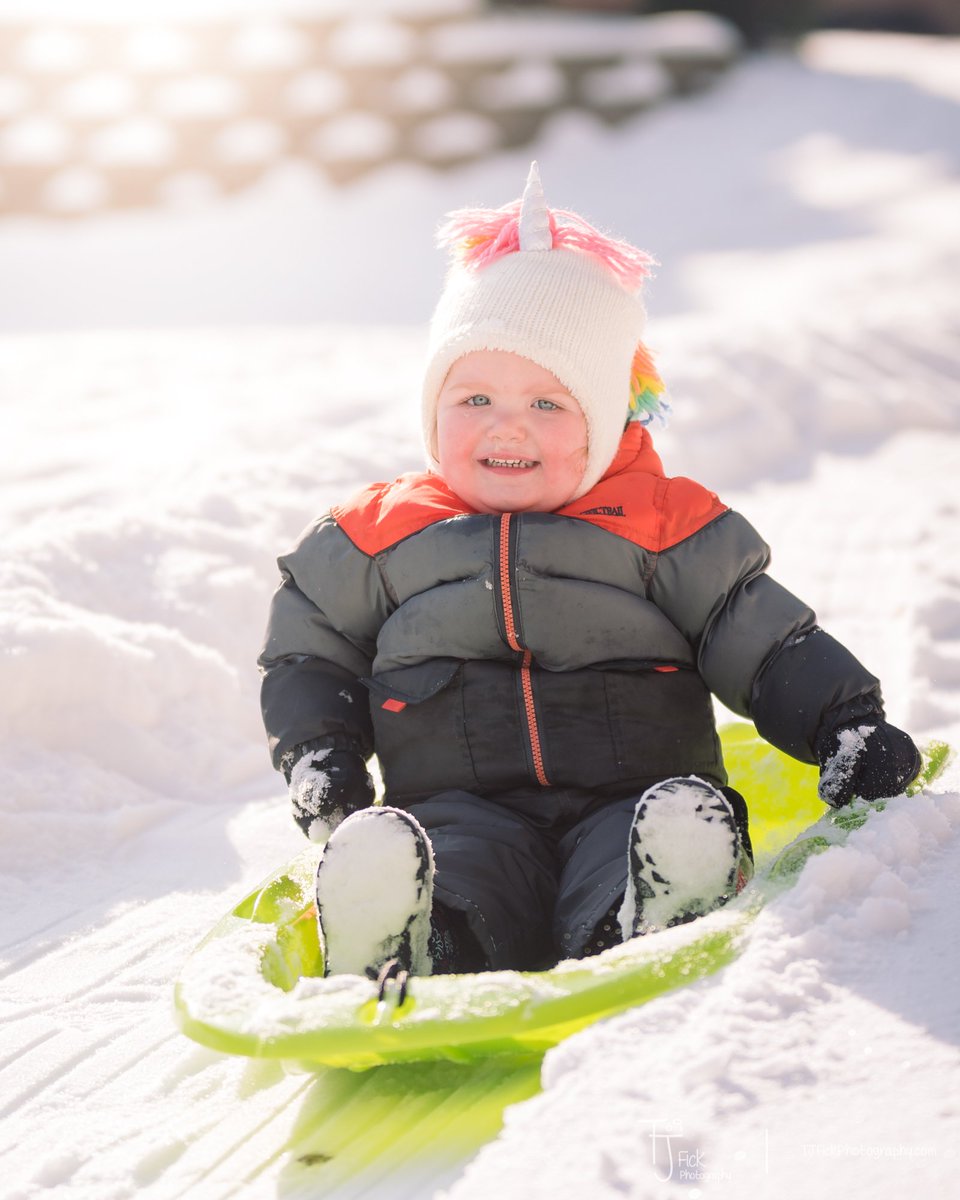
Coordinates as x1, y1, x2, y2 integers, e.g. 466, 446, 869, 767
518, 161, 552, 252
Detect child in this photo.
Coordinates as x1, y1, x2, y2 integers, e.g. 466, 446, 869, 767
258, 164, 920, 984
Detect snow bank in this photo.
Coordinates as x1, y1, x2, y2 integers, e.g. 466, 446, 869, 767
444, 788, 960, 1199
0, 325, 424, 888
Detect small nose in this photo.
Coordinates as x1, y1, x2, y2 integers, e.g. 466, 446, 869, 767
487, 408, 527, 442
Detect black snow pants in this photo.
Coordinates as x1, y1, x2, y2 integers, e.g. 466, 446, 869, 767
405, 784, 752, 972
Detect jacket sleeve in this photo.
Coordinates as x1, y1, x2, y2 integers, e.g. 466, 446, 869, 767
648, 498, 883, 763
257, 513, 393, 770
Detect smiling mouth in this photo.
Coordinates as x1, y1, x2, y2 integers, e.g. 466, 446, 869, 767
482, 458, 538, 469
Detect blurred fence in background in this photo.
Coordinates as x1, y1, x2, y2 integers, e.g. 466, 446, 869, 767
0, 2, 744, 218
515, 2, 960, 43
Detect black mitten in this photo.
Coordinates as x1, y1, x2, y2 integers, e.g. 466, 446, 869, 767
815, 720, 921, 808
281, 737, 375, 841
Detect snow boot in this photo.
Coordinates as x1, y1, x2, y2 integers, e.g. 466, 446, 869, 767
617, 776, 751, 938
315, 806, 435, 979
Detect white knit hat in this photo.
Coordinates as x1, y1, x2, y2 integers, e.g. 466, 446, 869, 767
422, 163, 666, 500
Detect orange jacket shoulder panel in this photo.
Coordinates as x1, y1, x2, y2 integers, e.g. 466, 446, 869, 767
332, 472, 474, 556
559, 425, 727, 551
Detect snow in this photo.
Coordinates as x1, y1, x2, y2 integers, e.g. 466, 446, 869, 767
429, 11, 740, 66
473, 61, 568, 111
88, 116, 177, 166
2, 27, 960, 1200
446, 790, 960, 1199
389, 65, 456, 115
313, 111, 398, 161
817, 723, 874, 804
56, 72, 136, 121
228, 22, 311, 71
152, 75, 244, 121
284, 67, 347, 116
327, 18, 420, 68
0, 1, 481, 21
414, 110, 500, 161
580, 59, 672, 110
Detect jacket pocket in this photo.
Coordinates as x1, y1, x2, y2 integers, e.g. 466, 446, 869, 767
603, 666, 725, 786
367, 659, 535, 801
367, 660, 481, 802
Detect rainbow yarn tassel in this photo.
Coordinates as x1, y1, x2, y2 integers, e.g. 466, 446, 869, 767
629, 340, 669, 426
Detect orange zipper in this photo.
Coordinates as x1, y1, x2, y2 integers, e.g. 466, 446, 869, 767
499, 515, 550, 787
518, 650, 549, 785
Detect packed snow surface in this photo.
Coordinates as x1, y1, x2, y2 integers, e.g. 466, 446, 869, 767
2, 29, 960, 1200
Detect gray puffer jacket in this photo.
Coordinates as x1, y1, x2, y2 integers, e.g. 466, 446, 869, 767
259, 427, 883, 805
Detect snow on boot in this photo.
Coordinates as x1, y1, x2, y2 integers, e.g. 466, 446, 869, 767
315, 806, 434, 979
617, 776, 745, 938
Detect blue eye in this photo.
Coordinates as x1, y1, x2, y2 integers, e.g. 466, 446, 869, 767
465, 394, 491, 406
533, 398, 559, 410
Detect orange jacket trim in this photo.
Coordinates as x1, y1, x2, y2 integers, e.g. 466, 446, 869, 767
332, 425, 727, 557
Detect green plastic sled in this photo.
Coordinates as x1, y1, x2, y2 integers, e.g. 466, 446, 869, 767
174, 726, 949, 1070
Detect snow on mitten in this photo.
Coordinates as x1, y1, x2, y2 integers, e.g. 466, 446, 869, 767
281, 738, 375, 842
815, 720, 921, 808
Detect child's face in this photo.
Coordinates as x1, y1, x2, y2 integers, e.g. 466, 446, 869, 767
436, 350, 588, 514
